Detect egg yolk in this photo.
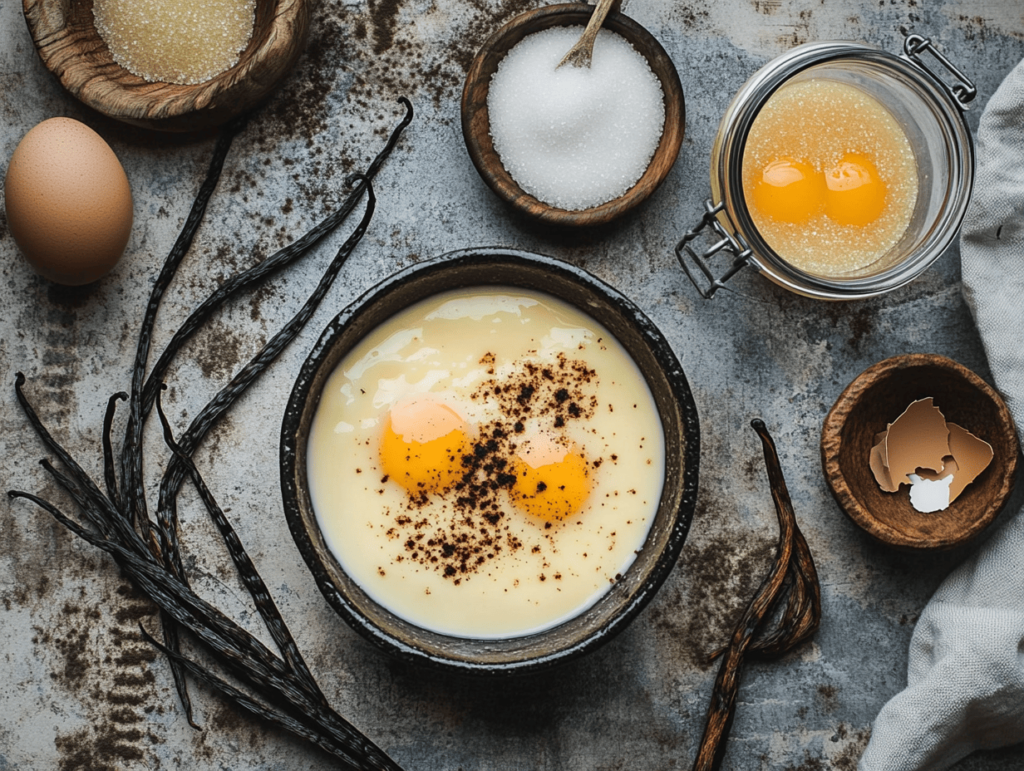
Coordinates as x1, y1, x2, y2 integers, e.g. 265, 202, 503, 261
510, 433, 591, 523
380, 399, 469, 495
824, 153, 887, 227
749, 157, 825, 224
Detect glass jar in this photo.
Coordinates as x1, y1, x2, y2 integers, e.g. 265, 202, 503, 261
676, 35, 976, 300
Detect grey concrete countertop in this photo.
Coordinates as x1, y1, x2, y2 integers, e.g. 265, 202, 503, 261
3, 0, 1023, 769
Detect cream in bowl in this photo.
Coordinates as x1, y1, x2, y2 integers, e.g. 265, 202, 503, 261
306, 286, 664, 639
281, 249, 699, 673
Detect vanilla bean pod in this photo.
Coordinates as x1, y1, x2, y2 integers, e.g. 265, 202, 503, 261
139, 98, 413, 421
691, 419, 821, 771
741, 528, 819, 659
154, 386, 325, 703
102, 392, 128, 513
13, 374, 149, 559
150, 174, 375, 720
151, 171, 374, 605
121, 119, 245, 543
7, 486, 402, 770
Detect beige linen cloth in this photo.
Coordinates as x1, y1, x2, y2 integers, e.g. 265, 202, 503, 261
858, 58, 1024, 770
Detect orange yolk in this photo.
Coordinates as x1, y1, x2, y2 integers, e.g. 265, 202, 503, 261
749, 157, 825, 224
510, 433, 591, 523
824, 153, 887, 227
380, 399, 469, 495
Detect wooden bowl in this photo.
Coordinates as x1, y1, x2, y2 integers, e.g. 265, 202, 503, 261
23, 0, 309, 132
461, 3, 685, 228
821, 354, 1019, 550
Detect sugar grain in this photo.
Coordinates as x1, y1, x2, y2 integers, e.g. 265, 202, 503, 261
487, 27, 665, 211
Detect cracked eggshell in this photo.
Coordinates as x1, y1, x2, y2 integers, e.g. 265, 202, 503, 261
822, 354, 1018, 550
947, 422, 995, 502
869, 398, 995, 512
4, 117, 133, 286
881, 398, 950, 487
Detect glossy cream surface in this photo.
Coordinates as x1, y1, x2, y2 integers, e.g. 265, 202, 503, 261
306, 287, 664, 638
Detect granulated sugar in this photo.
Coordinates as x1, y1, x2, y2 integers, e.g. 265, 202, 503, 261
94, 0, 255, 85
487, 26, 664, 211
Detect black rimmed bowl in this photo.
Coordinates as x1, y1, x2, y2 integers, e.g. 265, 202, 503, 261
280, 248, 700, 675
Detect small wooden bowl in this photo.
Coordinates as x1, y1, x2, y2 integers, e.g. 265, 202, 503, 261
23, 0, 309, 132
821, 354, 1019, 550
461, 3, 685, 228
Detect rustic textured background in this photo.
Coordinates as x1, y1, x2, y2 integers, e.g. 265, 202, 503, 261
2, 0, 1023, 768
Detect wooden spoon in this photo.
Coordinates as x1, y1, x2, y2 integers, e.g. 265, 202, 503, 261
557, 0, 622, 69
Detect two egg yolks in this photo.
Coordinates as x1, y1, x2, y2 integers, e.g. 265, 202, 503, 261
379, 399, 591, 522
749, 153, 887, 227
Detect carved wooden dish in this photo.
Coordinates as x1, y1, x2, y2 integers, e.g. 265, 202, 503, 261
23, 0, 309, 132
461, 3, 685, 228
821, 354, 1019, 551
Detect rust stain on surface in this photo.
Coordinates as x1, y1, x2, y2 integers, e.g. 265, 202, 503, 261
40, 582, 163, 771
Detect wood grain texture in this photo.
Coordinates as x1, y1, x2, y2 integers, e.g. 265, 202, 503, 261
23, 0, 309, 132
460, 3, 685, 228
821, 354, 1019, 550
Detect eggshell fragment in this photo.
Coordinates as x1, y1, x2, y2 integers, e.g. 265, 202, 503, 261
882, 398, 949, 486
869, 398, 995, 513
869, 430, 897, 492
947, 422, 995, 502
907, 473, 954, 513
3, 117, 133, 285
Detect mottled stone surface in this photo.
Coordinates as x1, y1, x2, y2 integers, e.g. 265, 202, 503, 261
2, 0, 1023, 769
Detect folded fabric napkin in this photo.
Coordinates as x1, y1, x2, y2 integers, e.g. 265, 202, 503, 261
858, 58, 1024, 770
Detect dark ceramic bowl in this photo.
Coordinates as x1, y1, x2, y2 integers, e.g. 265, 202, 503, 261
461, 4, 685, 228
821, 354, 1019, 550
281, 248, 700, 674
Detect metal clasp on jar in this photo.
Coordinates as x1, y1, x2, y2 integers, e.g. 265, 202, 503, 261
901, 34, 977, 109
674, 200, 753, 299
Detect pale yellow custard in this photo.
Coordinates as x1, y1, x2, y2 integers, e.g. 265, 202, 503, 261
306, 287, 665, 639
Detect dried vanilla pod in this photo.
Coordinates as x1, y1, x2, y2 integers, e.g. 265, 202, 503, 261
9, 101, 413, 771
691, 419, 822, 771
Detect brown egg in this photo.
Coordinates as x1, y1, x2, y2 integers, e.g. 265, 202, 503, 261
4, 117, 133, 286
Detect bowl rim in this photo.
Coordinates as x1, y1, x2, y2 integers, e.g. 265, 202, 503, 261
821, 353, 1018, 550
22, 0, 309, 131
280, 247, 701, 674
460, 3, 686, 228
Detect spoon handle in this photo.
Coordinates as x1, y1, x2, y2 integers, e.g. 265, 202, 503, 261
557, 0, 622, 69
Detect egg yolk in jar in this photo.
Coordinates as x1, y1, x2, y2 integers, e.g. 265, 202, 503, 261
748, 157, 825, 224
824, 152, 887, 227
741, 78, 918, 278
380, 399, 469, 494
510, 432, 591, 523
